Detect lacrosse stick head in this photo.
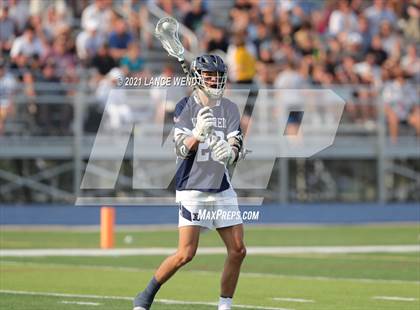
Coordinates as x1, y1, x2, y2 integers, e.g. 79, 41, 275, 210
154, 17, 185, 61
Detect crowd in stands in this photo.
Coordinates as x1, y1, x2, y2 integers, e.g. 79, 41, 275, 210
0, 0, 418, 142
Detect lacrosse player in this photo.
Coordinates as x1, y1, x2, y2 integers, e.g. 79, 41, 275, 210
133, 54, 246, 310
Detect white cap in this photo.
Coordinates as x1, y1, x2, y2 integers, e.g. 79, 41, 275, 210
347, 32, 362, 45
108, 67, 123, 80
86, 19, 99, 31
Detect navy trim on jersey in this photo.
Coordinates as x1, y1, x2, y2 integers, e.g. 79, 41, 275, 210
174, 95, 237, 193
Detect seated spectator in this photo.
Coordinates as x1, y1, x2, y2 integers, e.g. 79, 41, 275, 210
274, 61, 308, 89
356, 14, 372, 54
294, 21, 316, 57
108, 18, 133, 60
90, 43, 117, 76
252, 22, 271, 55
382, 69, 418, 143
43, 38, 77, 82
81, 0, 112, 35
274, 61, 308, 135
401, 44, 420, 81
379, 21, 401, 60
120, 42, 144, 76
335, 56, 360, 84
205, 26, 229, 53
364, 0, 396, 35
256, 42, 277, 86
226, 32, 257, 84
0, 6, 17, 57
151, 65, 186, 133
0, 59, 17, 134
400, 3, 419, 42
95, 67, 132, 131
183, 0, 206, 31
42, 4, 71, 40
10, 24, 45, 59
35, 61, 71, 135
328, 0, 358, 37
76, 19, 105, 63
344, 32, 365, 62
7, 0, 29, 34
367, 35, 388, 66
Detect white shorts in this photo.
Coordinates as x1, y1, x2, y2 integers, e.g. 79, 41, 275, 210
178, 197, 243, 230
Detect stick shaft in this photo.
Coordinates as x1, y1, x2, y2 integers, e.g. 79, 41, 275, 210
179, 59, 190, 77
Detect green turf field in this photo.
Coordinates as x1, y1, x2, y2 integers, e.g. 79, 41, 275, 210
1, 225, 419, 310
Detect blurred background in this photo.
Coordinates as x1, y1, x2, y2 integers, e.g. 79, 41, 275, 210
1, 2, 418, 309
0, 0, 419, 215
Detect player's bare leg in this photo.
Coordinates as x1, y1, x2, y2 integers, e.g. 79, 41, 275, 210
155, 225, 200, 282
216, 224, 247, 309
133, 226, 200, 310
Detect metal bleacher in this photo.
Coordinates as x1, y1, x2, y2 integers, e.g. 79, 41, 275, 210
0, 79, 419, 205
0, 3, 418, 205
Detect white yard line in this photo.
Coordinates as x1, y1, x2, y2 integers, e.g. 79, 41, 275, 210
273, 297, 315, 303
1, 245, 419, 257
0, 290, 293, 310
1, 260, 419, 285
373, 296, 418, 302
60, 300, 101, 306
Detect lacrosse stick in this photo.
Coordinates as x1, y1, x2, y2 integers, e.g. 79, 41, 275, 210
154, 17, 191, 79
154, 17, 251, 162
155, 16, 218, 140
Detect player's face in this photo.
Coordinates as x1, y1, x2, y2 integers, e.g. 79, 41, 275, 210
202, 71, 221, 89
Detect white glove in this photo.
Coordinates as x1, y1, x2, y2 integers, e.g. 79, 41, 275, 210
192, 107, 214, 142
210, 139, 235, 165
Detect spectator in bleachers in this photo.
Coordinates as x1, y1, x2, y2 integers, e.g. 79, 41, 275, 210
120, 41, 144, 76
35, 61, 70, 135
108, 18, 133, 60
252, 22, 271, 56
256, 42, 277, 86
203, 25, 229, 53
183, 0, 206, 32
0, 0, 416, 142
0, 6, 17, 57
76, 19, 104, 63
364, 0, 396, 35
90, 43, 117, 76
10, 24, 45, 60
356, 14, 372, 54
379, 21, 401, 60
43, 37, 77, 82
120, 0, 150, 47
367, 35, 388, 66
7, 0, 29, 34
382, 68, 418, 143
42, 4, 72, 41
400, 2, 419, 42
0, 59, 17, 134
274, 60, 307, 89
230, 0, 253, 33
95, 67, 132, 131
328, 0, 358, 37
226, 32, 256, 84
152, 65, 186, 134
81, 0, 112, 35
401, 43, 420, 81
227, 30, 258, 134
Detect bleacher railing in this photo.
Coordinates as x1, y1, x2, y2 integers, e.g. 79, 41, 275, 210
0, 81, 418, 204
